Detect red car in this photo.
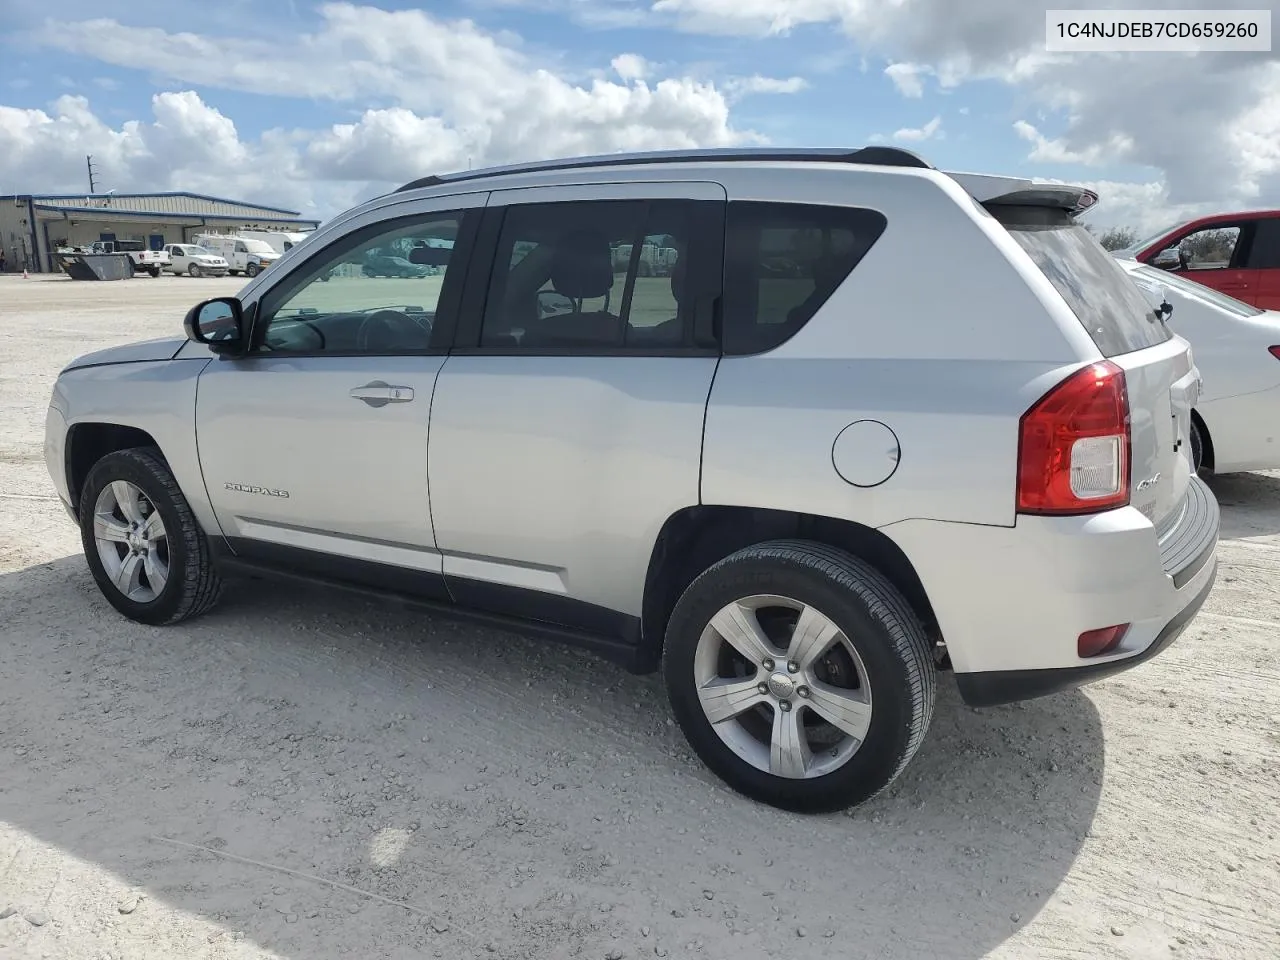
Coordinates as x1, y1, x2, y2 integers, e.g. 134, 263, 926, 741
1116, 209, 1280, 310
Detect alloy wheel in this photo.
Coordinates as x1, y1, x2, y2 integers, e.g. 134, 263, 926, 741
692, 594, 873, 780
92, 480, 170, 603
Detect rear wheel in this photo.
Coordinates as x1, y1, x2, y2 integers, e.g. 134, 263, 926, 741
148, 266, 161, 278
78, 447, 223, 626
188, 263, 203, 278
663, 540, 935, 813
1190, 417, 1207, 474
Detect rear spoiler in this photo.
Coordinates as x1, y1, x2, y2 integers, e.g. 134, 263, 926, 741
947, 172, 1099, 216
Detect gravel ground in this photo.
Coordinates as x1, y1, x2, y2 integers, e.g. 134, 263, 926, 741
1, 273, 1278, 960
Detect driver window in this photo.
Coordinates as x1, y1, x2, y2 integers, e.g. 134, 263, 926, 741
254, 212, 464, 355
1175, 225, 1241, 271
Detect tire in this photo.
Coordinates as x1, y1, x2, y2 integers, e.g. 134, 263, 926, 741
1190, 417, 1207, 475
245, 263, 260, 278
78, 447, 223, 626
148, 267, 161, 278
663, 540, 935, 813
188, 264, 202, 279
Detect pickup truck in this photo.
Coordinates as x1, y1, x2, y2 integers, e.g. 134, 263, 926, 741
89, 240, 172, 277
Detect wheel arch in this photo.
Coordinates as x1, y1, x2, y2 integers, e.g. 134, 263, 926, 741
638, 505, 942, 672
66, 422, 165, 518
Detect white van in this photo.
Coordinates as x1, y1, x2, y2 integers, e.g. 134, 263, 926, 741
192, 234, 281, 277
236, 230, 314, 256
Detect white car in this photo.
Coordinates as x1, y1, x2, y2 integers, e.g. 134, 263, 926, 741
1118, 257, 1280, 474
163, 244, 230, 278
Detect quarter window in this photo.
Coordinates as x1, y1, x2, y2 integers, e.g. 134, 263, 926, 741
721, 202, 887, 355
480, 199, 704, 351
253, 212, 465, 355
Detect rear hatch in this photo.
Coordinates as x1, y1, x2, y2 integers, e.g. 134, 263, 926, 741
986, 194, 1198, 529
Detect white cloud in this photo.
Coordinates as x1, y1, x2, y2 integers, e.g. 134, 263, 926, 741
884, 62, 927, 98
893, 115, 942, 142
1077, 180, 1209, 236
645, 0, 1280, 214
611, 53, 650, 81
1013, 120, 1133, 167
4, 3, 769, 217
723, 74, 809, 99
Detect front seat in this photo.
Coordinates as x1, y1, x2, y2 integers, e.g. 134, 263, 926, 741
531, 230, 622, 347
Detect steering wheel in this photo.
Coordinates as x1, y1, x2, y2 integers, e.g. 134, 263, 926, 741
261, 318, 326, 351
356, 309, 427, 352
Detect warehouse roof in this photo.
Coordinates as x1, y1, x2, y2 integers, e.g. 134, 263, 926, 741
2, 191, 318, 225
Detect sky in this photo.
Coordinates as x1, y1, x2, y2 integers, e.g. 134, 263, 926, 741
0, 0, 1276, 233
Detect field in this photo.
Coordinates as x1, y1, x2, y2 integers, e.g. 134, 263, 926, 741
1, 273, 1278, 960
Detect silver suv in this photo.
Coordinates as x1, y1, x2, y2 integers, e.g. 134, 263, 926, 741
44, 147, 1220, 812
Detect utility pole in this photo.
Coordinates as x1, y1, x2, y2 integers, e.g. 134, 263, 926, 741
86, 155, 98, 194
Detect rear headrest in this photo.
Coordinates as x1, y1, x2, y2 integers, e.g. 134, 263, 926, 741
669, 252, 686, 303
551, 230, 614, 301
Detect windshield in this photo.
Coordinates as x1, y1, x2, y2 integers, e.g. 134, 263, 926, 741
1113, 218, 1198, 258
1002, 214, 1173, 357
1131, 262, 1265, 318
242, 239, 276, 255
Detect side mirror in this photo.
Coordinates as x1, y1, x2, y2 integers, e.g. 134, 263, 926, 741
1152, 247, 1181, 269
409, 245, 451, 267
184, 297, 247, 354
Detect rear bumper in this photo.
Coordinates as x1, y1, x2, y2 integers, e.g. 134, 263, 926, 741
883, 475, 1220, 702
955, 563, 1215, 706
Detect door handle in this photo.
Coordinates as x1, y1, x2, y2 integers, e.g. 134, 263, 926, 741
349, 381, 414, 407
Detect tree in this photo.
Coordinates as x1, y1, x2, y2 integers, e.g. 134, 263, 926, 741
1097, 226, 1138, 251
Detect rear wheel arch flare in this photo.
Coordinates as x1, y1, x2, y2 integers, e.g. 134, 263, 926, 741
639, 505, 941, 670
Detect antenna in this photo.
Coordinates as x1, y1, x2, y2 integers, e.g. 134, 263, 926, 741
86, 155, 99, 194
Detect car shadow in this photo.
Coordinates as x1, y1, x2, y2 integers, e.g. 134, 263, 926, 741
1206, 470, 1280, 539
0, 556, 1103, 960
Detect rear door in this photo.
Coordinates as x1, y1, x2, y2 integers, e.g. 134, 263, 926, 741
1165, 219, 1258, 304
426, 181, 725, 627
1001, 208, 1198, 527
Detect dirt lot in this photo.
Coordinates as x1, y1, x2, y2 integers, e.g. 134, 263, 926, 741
1, 273, 1277, 960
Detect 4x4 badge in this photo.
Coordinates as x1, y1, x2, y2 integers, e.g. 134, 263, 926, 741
225, 482, 290, 498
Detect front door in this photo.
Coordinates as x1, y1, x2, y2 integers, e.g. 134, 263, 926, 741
1165, 220, 1259, 304
427, 181, 726, 632
194, 195, 485, 597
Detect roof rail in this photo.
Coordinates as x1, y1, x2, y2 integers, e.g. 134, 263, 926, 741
395, 145, 932, 193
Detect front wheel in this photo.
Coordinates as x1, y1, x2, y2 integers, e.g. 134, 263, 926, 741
245, 263, 260, 278
188, 263, 203, 278
78, 447, 223, 626
663, 540, 935, 813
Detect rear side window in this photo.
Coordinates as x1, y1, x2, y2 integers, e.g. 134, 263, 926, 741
994, 206, 1173, 357
1245, 218, 1280, 270
722, 202, 887, 355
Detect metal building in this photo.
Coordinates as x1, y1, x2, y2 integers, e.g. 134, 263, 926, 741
0, 192, 322, 273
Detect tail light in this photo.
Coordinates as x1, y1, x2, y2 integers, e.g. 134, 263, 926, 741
1017, 361, 1131, 515
1269, 346, 1280, 360
1078, 624, 1129, 658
